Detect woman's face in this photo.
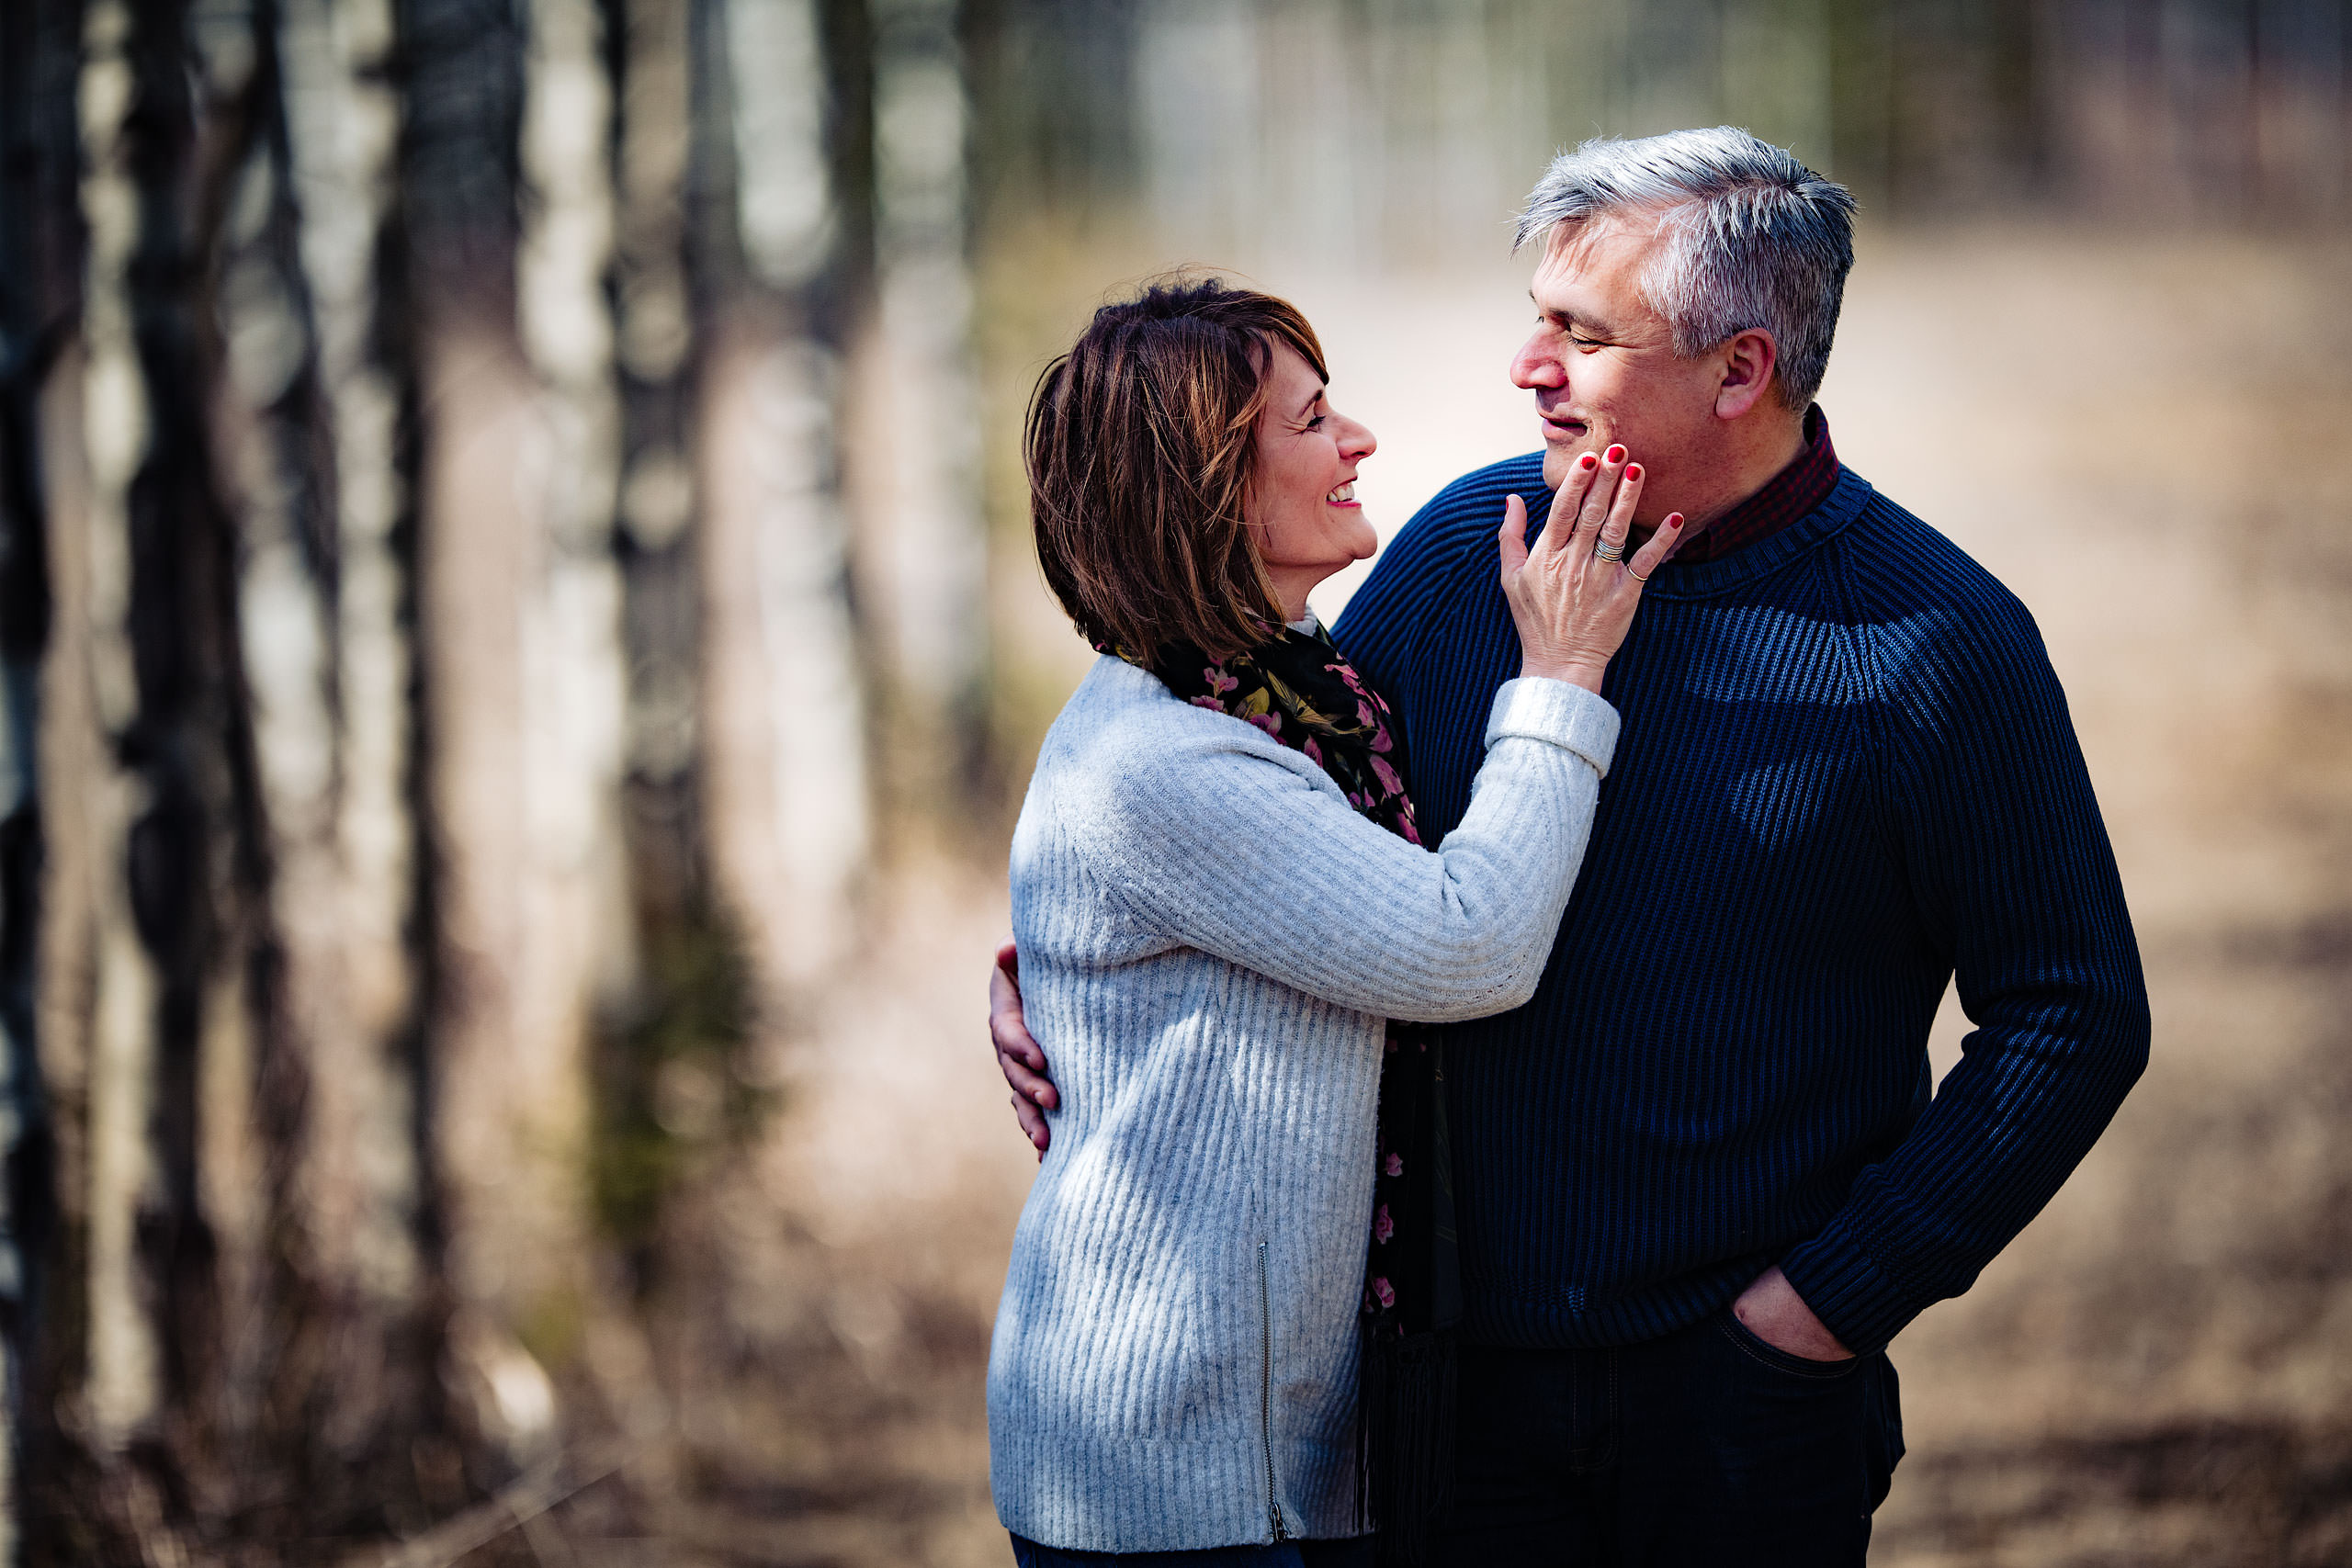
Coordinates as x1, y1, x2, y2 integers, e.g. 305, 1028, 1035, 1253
1245, 340, 1378, 622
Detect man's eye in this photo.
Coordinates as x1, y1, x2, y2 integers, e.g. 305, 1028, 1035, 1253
1541, 316, 1605, 349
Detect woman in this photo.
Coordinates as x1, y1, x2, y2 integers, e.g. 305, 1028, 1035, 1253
989, 277, 1681, 1566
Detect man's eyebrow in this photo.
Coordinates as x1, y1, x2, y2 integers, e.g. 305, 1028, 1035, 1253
1532, 295, 1614, 337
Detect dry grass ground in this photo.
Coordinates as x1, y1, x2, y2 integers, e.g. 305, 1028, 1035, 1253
477, 229, 2352, 1565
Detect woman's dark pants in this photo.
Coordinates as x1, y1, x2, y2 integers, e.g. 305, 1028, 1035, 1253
1011, 1536, 1375, 1568
1434, 1308, 1905, 1566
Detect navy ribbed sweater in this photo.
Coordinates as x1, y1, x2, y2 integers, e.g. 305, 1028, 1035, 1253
1331, 454, 2151, 1357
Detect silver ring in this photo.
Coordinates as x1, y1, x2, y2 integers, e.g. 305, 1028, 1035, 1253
1627, 565, 1651, 583
1594, 540, 1624, 564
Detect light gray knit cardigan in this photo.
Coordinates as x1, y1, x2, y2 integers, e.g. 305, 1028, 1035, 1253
987, 653, 1618, 1552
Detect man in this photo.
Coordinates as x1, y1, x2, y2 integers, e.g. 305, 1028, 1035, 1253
989, 127, 2149, 1563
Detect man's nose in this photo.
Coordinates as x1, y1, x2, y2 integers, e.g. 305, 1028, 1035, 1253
1510, 333, 1565, 389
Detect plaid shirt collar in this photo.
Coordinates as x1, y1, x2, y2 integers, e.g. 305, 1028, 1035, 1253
1670, 404, 1838, 566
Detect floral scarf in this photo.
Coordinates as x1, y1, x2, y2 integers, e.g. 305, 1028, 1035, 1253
1109, 623, 1458, 1564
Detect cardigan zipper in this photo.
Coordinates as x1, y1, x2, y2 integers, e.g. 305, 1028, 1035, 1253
1258, 1238, 1290, 1541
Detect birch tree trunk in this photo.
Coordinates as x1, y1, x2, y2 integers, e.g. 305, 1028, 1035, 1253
266, 0, 424, 1338
865, 0, 987, 798
31, 0, 471, 1541
72, 0, 165, 1463
699, 0, 870, 998
7, 0, 874, 1549
407, 0, 629, 1441
615, 0, 705, 919
18, 0, 564, 1538
221, 0, 458, 1511
30, 0, 237, 1546
594, 0, 760, 1336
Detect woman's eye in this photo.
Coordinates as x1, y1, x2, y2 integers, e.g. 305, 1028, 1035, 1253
1305, 414, 1326, 430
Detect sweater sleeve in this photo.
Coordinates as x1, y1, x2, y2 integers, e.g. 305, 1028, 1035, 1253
1072, 678, 1618, 1024
1777, 597, 2151, 1355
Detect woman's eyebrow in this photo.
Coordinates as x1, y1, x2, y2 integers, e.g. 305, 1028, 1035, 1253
1295, 386, 1325, 420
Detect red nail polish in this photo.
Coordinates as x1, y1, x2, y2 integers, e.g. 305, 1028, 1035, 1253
1624, 464, 1643, 481
1604, 445, 1626, 464
1667, 513, 1684, 527
1577, 452, 1598, 470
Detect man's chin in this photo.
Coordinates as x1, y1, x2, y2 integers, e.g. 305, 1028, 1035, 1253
1540, 447, 1579, 491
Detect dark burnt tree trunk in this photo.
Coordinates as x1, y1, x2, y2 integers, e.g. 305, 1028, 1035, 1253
0, 0, 82, 1550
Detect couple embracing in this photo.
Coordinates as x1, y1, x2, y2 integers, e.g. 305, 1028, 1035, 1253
980, 129, 2149, 1567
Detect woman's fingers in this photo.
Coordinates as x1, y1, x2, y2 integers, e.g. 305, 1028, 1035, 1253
1529, 446, 1668, 584
1595, 461, 1644, 562
1499, 493, 1532, 579
1539, 450, 1602, 561
1012, 1093, 1049, 1156
1577, 444, 1629, 540
990, 942, 1058, 1115
1623, 512, 1686, 581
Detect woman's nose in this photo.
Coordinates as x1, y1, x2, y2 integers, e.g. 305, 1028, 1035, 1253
1341, 415, 1376, 458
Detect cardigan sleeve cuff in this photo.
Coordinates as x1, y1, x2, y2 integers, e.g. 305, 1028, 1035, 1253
1485, 678, 1621, 779
1776, 1231, 1921, 1358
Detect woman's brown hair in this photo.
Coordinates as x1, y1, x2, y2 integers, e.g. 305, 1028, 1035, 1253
1024, 276, 1329, 664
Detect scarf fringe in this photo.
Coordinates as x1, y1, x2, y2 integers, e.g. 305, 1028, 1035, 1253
1356, 1323, 1456, 1567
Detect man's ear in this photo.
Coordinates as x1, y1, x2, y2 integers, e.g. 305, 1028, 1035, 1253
1713, 327, 1780, 421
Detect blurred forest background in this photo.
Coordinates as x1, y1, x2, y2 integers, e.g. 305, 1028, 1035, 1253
1, 0, 2348, 1562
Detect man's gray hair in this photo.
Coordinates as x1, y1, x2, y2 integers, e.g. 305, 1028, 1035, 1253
1515, 127, 1856, 409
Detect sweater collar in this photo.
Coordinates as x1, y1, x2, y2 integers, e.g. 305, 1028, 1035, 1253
1670, 403, 1839, 566
1640, 464, 1877, 602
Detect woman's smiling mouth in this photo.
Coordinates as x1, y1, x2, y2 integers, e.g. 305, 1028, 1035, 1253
1326, 480, 1359, 505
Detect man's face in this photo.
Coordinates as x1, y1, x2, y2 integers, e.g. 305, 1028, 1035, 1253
1510, 215, 1725, 524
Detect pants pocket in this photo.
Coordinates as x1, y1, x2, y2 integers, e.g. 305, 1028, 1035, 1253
1715, 1308, 1862, 1381
1864, 1350, 1905, 1511
1645, 1313, 1879, 1563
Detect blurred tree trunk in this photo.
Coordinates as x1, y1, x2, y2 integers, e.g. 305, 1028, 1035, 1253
269, 0, 425, 1356
615, 0, 708, 950
14, 0, 469, 1549
0, 0, 81, 1547
233, 0, 459, 1522
594, 0, 753, 1316
29, 0, 238, 1547
696, 0, 872, 998
403, 0, 629, 1448
864, 0, 988, 817
3, 0, 893, 1550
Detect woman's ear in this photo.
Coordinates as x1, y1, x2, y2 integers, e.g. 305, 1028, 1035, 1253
1713, 327, 1780, 421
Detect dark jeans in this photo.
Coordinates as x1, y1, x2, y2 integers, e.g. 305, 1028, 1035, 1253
1010, 1534, 1376, 1568
1436, 1308, 1905, 1566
